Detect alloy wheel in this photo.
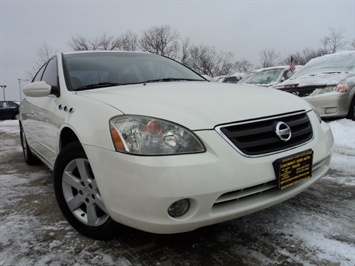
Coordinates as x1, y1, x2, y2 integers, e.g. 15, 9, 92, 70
62, 158, 109, 226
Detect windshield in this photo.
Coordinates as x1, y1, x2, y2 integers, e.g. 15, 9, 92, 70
62, 52, 205, 91
291, 51, 355, 79
239, 68, 286, 85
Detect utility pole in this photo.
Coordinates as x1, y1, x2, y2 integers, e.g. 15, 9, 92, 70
18, 79, 22, 101
0, 85, 7, 100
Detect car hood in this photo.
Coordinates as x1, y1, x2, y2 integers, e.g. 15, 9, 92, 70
79, 82, 311, 130
275, 72, 352, 89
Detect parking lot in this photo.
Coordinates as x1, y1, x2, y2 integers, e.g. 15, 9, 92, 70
0, 119, 354, 266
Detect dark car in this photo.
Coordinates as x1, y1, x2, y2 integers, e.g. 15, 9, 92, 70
214, 73, 245, 83
0, 101, 20, 120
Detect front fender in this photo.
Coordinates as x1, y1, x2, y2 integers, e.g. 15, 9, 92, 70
57, 93, 124, 153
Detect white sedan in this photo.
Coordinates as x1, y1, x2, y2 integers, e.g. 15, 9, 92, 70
237, 66, 300, 87
20, 51, 333, 239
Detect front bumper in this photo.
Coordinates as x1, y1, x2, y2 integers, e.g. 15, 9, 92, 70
85, 113, 333, 234
305, 92, 349, 118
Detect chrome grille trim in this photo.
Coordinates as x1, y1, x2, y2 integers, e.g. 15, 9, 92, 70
215, 110, 314, 157
213, 156, 329, 209
215, 181, 277, 205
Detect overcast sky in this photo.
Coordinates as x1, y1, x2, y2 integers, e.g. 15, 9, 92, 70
0, 0, 354, 101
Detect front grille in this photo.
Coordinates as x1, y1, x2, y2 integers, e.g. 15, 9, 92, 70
216, 111, 313, 156
280, 86, 322, 97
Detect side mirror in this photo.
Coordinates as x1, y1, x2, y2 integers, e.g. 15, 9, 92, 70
23, 81, 52, 97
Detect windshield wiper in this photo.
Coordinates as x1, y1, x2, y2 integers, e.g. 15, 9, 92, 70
143, 78, 203, 83
75, 82, 120, 91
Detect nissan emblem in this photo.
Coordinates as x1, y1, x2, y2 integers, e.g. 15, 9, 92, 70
275, 121, 292, 142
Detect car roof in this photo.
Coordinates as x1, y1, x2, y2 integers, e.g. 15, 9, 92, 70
252, 66, 290, 73
61, 50, 152, 56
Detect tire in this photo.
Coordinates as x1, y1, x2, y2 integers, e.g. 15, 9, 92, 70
20, 123, 40, 165
53, 142, 117, 239
347, 96, 355, 121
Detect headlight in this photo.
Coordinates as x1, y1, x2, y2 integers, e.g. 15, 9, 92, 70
318, 85, 336, 94
319, 84, 348, 95
109, 115, 205, 155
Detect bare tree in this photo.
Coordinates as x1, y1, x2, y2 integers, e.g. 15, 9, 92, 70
184, 44, 235, 77
99, 33, 121, 50
234, 59, 254, 73
139, 25, 180, 59
300, 48, 325, 63
259, 48, 280, 68
350, 39, 355, 50
25, 42, 57, 81
116, 31, 139, 51
69, 35, 94, 50
36, 42, 56, 63
280, 47, 327, 66
320, 27, 346, 54
178, 37, 191, 65
69, 31, 139, 51
69, 33, 120, 50
217, 51, 236, 75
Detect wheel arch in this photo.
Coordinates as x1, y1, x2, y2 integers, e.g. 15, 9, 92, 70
59, 126, 81, 151
53, 141, 117, 239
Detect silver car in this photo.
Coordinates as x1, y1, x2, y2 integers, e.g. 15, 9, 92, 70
275, 51, 355, 121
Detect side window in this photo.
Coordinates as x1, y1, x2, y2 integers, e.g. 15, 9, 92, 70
224, 76, 238, 83
8, 102, 17, 108
41, 57, 58, 88
285, 70, 293, 80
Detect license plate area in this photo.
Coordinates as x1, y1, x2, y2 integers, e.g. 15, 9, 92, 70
273, 149, 313, 190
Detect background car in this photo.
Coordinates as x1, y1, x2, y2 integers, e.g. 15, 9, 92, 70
212, 72, 245, 83
0, 100, 19, 120
275, 51, 355, 120
238, 66, 300, 87
20, 51, 333, 239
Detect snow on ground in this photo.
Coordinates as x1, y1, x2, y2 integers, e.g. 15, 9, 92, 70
0, 119, 354, 265
327, 119, 355, 176
0, 120, 20, 134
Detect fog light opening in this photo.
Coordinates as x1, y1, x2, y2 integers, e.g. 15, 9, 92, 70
325, 107, 338, 114
168, 199, 190, 218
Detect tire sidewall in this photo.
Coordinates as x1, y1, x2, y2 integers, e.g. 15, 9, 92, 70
348, 96, 355, 121
53, 142, 116, 239
19, 122, 39, 165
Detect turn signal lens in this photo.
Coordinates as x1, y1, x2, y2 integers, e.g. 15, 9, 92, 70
110, 123, 126, 152
335, 84, 348, 93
